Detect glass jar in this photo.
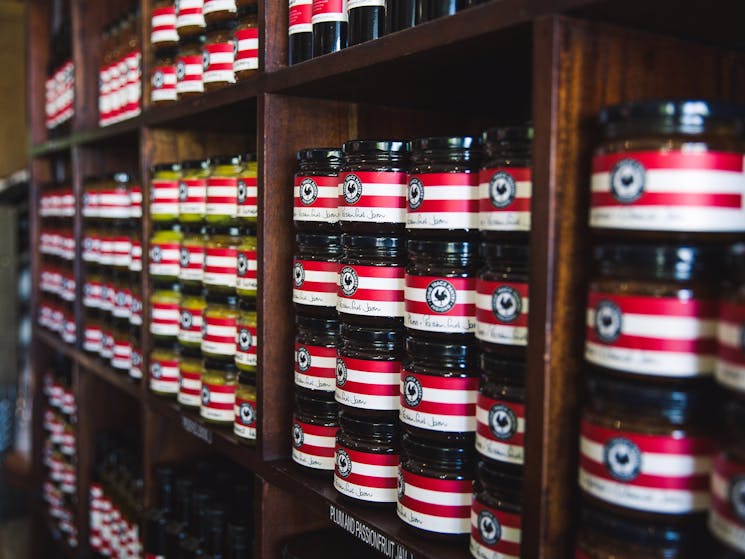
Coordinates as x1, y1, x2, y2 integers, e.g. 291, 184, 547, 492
206, 155, 242, 226
236, 154, 258, 226
100, 315, 115, 361
334, 410, 399, 505
200, 359, 238, 424
130, 181, 143, 219
292, 388, 339, 472
293, 147, 342, 232
591, 99, 745, 240
112, 270, 133, 321
579, 374, 716, 518
150, 226, 183, 283
100, 172, 132, 220
111, 318, 133, 372
480, 125, 533, 237
233, 6, 259, 80
150, 344, 181, 396
397, 429, 475, 537
385, 0, 415, 33
586, 244, 721, 380
470, 459, 523, 559
201, 294, 238, 359
130, 230, 143, 273
203, 21, 237, 89
111, 225, 132, 270
151, 48, 178, 104
178, 355, 204, 409
405, 238, 478, 339
130, 330, 143, 380
203, 0, 237, 24
293, 233, 341, 317
406, 136, 481, 239
83, 311, 103, 354
348, 0, 385, 46
475, 353, 525, 469
288, 0, 312, 65
203, 226, 240, 295
178, 159, 209, 221
179, 287, 206, 350
312, 0, 347, 56
236, 232, 258, 300
235, 301, 257, 372
295, 314, 339, 393
151, 0, 179, 47
339, 140, 409, 234
151, 162, 182, 223
176, 0, 206, 36
179, 225, 205, 287
234, 371, 257, 443
717, 244, 745, 393
336, 322, 402, 414
417, 0, 466, 22
176, 34, 206, 97
129, 279, 143, 328
150, 284, 181, 342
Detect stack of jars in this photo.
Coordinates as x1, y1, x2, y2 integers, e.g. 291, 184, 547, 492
81, 172, 143, 380
150, 0, 258, 105
45, 18, 73, 133
576, 100, 745, 557
148, 155, 259, 445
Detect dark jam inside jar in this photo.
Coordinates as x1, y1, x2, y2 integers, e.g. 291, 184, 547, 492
293, 233, 341, 318
386, 0, 415, 32
292, 387, 339, 474
295, 314, 339, 393
347, 0, 385, 46
288, 0, 313, 65
312, 0, 347, 56
294, 147, 342, 233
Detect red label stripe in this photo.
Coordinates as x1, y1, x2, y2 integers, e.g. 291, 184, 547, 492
341, 357, 399, 373
579, 456, 709, 491
203, 383, 236, 394
342, 446, 399, 467
297, 281, 338, 294
294, 419, 337, 438
339, 194, 406, 208
204, 316, 236, 327
582, 421, 714, 455
476, 422, 525, 446
401, 399, 476, 417
296, 259, 338, 272
298, 443, 335, 457
295, 175, 338, 187
399, 494, 471, 519
340, 265, 403, 279
208, 177, 238, 187
591, 191, 741, 209
587, 292, 717, 317
592, 150, 744, 173
340, 287, 404, 302
339, 472, 398, 489
294, 197, 338, 209
411, 172, 479, 186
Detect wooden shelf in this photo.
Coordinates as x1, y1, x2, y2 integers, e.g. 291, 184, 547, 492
3, 451, 33, 491
34, 328, 77, 361
76, 348, 142, 400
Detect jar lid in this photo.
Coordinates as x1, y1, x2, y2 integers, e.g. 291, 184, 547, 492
180, 223, 205, 234
479, 242, 530, 263
480, 352, 526, 383
181, 284, 205, 297
211, 154, 243, 166
296, 233, 342, 250
406, 335, 476, 362
152, 162, 182, 174
727, 243, 745, 285
242, 152, 257, 162
153, 340, 181, 353
406, 238, 475, 258
401, 430, 475, 467
238, 299, 257, 312
295, 387, 338, 417
206, 225, 241, 236
482, 125, 534, 144
111, 171, 131, 184
342, 139, 410, 155
237, 4, 258, 16
476, 458, 522, 498
599, 99, 745, 134
593, 243, 724, 282
338, 409, 398, 438
205, 19, 238, 33
296, 148, 342, 166
341, 234, 403, 250
238, 370, 256, 385
181, 158, 210, 171
178, 34, 205, 47
204, 358, 238, 373
153, 46, 179, 59
152, 280, 181, 293
295, 314, 339, 334
205, 293, 238, 306
410, 136, 481, 151
340, 322, 403, 345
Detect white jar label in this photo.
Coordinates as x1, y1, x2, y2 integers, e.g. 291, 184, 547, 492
397, 467, 472, 535
150, 302, 180, 336
475, 395, 525, 465
151, 179, 180, 216
335, 356, 399, 411
469, 498, 522, 559
311, 0, 348, 23
236, 177, 258, 218
202, 42, 235, 85
405, 275, 476, 334
334, 445, 398, 503
200, 382, 236, 423
176, 54, 204, 94
295, 343, 336, 391
236, 249, 258, 292
476, 280, 528, 346
293, 259, 338, 308
150, 359, 180, 394
291, 419, 337, 470
203, 0, 236, 14
178, 178, 207, 216
294, 175, 339, 222
234, 396, 257, 440
406, 172, 479, 231
151, 66, 177, 102
149, 242, 181, 278
337, 264, 404, 317
203, 246, 237, 288
151, 6, 178, 44
479, 167, 531, 232
289, 0, 312, 35
399, 371, 478, 433
176, 0, 205, 28
179, 306, 204, 343
179, 242, 205, 282
206, 177, 238, 217
709, 453, 745, 553
236, 324, 258, 366
202, 315, 237, 356
717, 301, 745, 392
178, 369, 202, 407
338, 171, 407, 224
234, 28, 259, 73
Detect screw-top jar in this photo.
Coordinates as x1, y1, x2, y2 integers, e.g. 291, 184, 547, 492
151, 284, 181, 342
203, 226, 240, 295
203, 21, 237, 89
150, 226, 183, 283
151, 162, 182, 223
386, 0, 415, 32
150, 343, 181, 396
294, 147, 342, 232
177, 355, 204, 409
295, 314, 339, 393
235, 300, 257, 372
347, 0, 385, 46
151, 48, 178, 104
236, 233, 258, 301
176, 34, 206, 97
200, 359, 238, 424
717, 244, 745, 394
590, 99, 745, 239
152, 0, 179, 47
202, 294, 239, 360
176, 0, 206, 36
233, 5, 259, 80
585, 244, 721, 380
206, 155, 243, 226
179, 287, 206, 350
179, 159, 209, 222
288, 0, 313, 65
203, 0, 237, 24
292, 388, 339, 472
293, 233, 341, 317
180, 225, 205, 287
338, 140, 409, 234
234, 371, 257, 443
236, 153, 258, 227
312, 0, 347, 56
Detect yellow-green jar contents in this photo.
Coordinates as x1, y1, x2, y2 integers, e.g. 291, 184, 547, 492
178, 159, 210, 223
236, 156, 258, 226
236, 232, 258, 300
177, 356, 204, 409
203, 227, 240, 295
149, 227, 183, 283
151, 162, 182, 223
179, 290, 206, 349
149, 345, 180, 396
150, 285, 181, 341
201, 295, 238, 359
235, 301, 257, 372
179, 226, 205, 286
200, 359, 238, 424
234, 372, 257, 443
205, 155, 243, 226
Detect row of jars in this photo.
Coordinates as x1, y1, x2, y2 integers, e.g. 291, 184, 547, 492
39, 298, 76, 345
82, 172, 142, 220
40, 186, 75, 217
294, 132, 532, 237
40, 264, 76, 302
46, 59, 74, 131
40, 227, 75, 261
151, 0, 257, 44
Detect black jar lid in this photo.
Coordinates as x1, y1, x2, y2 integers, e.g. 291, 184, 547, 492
206, 19, 238, 33
339, 409, 398, 439
480, 352, 526, 384
178, 33, 206, 47
340, 322, 403, 346
482, 124, 534, 145
153, 46, 179, 60
401, 430, 475, 468
411, 136, 481, 152
211, 154, 243, 167
341, 234, 403, 250
727, 243, 745, 285
181, 283, 205, 297
476, 458, 523, 501
181, 158, 210, 171
295, 314, 339, 335
152, 161, 182, 174
111, 171, 131, 184
296, 148, 342, 166
296, 233, 342, 250
204, 358, 239, 373
295, 387, 338, 418
205, 293, 238, 306
152, 339, 182, 353
406, 335, 477, 363
406, 238, 475, 258
238, 299, 256, 312
206, 225, 241, 236
342, 139, 410, 155
152, 280, 181, 293
593, 243, 724, 282
479, 242, 529, 264
242, 152, 257, 162
179, 345, 203, 359
237, 3, 258, 16
238, 370, 256, 385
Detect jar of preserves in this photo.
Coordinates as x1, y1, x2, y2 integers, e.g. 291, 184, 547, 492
176, 34, 206, 97
206, 155, 242, 225
586, 244, 721, 380
151, 48, 178, 104
235, 301, 257, 372
200, 359, 238, 424
295, 314, 338, 393
203, 0, 237, 24
479, 125, 533, 237
201, 294, 238, 359
151, 0, 179, 47
176, 0, 206, 36
312, 0, 347, 56
179, 225, 205, 287
717, 244, 745, 394
150, 226, 182, 283
129, 280, 143, 328
83, 311, 103, 354
293, 233, 341, 317
385, 0, 415, 33
111, 225, 132, 270
203, 226, 240, 295
100, 172, 132, 220
406, 136, 481, 239
233, 6, 259, 80
178, 159, 209, 221
292, 387, 339, 472
111, 319, 133, 372
469, 459, 522, 559
590, 99, 745, 239
294, 147, 342, 232
236, 153, 258, 226
178, 355, 204, 409
348, 0, 385, 46
150, 284, 181, 342
336, 322, 402, 414
234, 371, 257, 443
100, 316, 115, 360
578, 374, 716, 517
203, 21, 237, 89
151, 162, 182, 223
130, 229, 143, 273
236, 232, 257, 300
334, 410, 398, 505
150, 343, 181, 396
417, 0, 466, 22
288, 0, 312, 65
179, 287, 206, 350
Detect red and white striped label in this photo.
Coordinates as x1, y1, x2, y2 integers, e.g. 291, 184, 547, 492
130, 348, 143, 379
100, 283, 114, 312
337, 264, 404, 318
289, 0, 312, 35
151, 301, 180, 336
63, 317, 76, 344
294, 175, 339, 223
406, 172, 479, 231
236, 323, 258, 367
100, 328, 114, 358
590, 150, 745, 232
151, 179, 180, 217
200, 381, 236, 422
150, 241, 181, 278
112, 236, 132, 267
237, 248, 258, 292
470, 498, 521, 559
292, 418, 338, 470
130, 293, 143, 326
400, 371, 478, 432
475, 395, 525, 465
179, 241, 204, 282
293, 259, 338, 308
130, 238, 143, 272
151, 6, 178, 44
206, 177, 238, 217
83, 324, 103, 353
405, 275, 476, 334
178, 368, 202, 407
709, 453, 745, 553
203, 246, 237, 288
176, 54, 204, 94
130, 185, 142, 218
203, 0, 236, 14
578, 419, 713, 514
335, 356, 400, 411
176, 0, 205, 28
234, 396, 257, 440
236, 177, 258, 218
179, 305, 204, 344
479, 167, 531, 232
717, 301, 745, 392
585, 291, 718, 377
234, 28, 259, 73
311, 0, 347, 23
334, 445, 398, 503
98, 189, 131, 219
295, 343, 336, 391
476, 280, 529, 346
99, 236, 115, 266
397, 468, 472, 535
202, 315, 237, 356
113, 287, 132, 319
179, 178, 207, 216
150, 358, 180, 394
111, 338, 133, 370
338, 171, 407, 224
151, 66, 177, 102
203, 42, 235, 84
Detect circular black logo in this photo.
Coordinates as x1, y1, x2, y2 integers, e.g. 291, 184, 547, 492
407, 177, 424, 210
594, 300, 622, 343
477, 510, 501, 546
178, 180, 188, 201
730, 476, 745, 521
492, 286, 522, 323
336, 358, 347, 387
340, 266, 359, 297
237, 252, 249, 277
176, 60, 186, 81
604, 437, 642, 482
238, 327, 253, 351
610, 159, 646, 204
299, 178, 318, 205
296, 347, 311, 372
150, 245, 163, 263
489, 404, 518, 440
342, 174, 363, 205
292, 423, 304, 448
151, 363, 162, 379
180, 247, 191, 268
403, 375, 423, 407
293, 262, 305, 287
336, 449, 353, 478
151, 70, 164, 89
237, 179, 248, 204
488, 171, 517, 209
426, 280, 457, 313
201, 386, 210, 406
239, 402, 255, 425
202, 49, 210, 71
180, 310, 193, 330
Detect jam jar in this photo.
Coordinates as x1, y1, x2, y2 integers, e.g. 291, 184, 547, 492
130, 180, 143, 219
717, 244, 745, 394
176, 34, 206, 97
288, 0, 312, 65
292, 387, 339, 472
151, 0, 179, 47
150, 226, 182, 283
151, 162, 182, 223
347, 0, 385, 46
312, 0, 347, 56
234, 371, 258, 443
206, 155, 243, 225
293, 233, 341, 317
176, 0, 206, 36
470, 459, 523, 559
151, 48, 178, 104
338, 140, 409, 234
406, 136, 481, 239
236, 232, 257, 301
130, 330, 143, 381
203, 226, 240, 295
202, 294, 239, 360
178, 159, 209, 221
235, 300, 257, 372
83, 310, 103, 354
233, 5, 259, 80
177, 355, 204, 409
475, 242, 529, 357
150, 343, 181, 396
400, 335, 479, 439
334, 410, 399, 505
179, 225, 205, 288
480, 125, 533, 237
130, 229, 143, 273
294, 147, 342, 232
405, 238, 478, 339
236, 153, 258, 226
578, 374, 716, 518
336, 322, 402, 414
590, 99, 745, 239
200, 359, 238, 424
203, 21, 237, 90
151, 283, 181, 342
295, 314, 339, 393
203, 0, 237, 24
178, 286, 206, 350
475, 353, 526, 470
586, 243, 721, 380
397, 429, 475, 538
338, 234, 405, 327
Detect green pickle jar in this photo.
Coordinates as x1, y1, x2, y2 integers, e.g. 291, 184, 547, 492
236, 232, 258, 300
179, 287, 206, 350
177, 355, 204, 409
151, 162, 182, 223
235, 300, 257, 372
201, 359, 238, 424
203, 226, 240, 295
206, 155, 243, 227
236, 153, 258, 227
150, 283, 181, 342
234, 371, 257, 443
202, 294, 238, 359
178, 159, 209, 223
150, 343, 181, 396
150, 225, 183, 283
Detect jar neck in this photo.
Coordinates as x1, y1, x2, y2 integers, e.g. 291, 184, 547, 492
297, 162, 340, 174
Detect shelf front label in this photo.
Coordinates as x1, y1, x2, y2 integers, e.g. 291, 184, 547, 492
329, 505, 415, 559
